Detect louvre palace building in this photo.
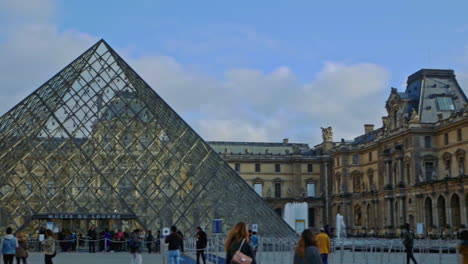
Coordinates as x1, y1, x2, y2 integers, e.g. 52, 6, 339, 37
0, 40, 466, 238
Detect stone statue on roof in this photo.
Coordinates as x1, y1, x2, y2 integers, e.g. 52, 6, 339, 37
409, 108, 420, 123
321, 127, 333, 142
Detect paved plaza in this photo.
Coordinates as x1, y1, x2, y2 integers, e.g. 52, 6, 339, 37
24, 251, 458, 264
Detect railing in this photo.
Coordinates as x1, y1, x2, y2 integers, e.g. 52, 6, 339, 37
26, 236, 460, 264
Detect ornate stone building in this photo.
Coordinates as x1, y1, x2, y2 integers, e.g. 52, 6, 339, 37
210, 69, 467, 237
208, 139, 332, 229
331, 69, 467, 237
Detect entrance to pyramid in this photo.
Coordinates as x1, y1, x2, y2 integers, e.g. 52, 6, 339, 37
0, 40, 295, 238
31, 213, 138, 235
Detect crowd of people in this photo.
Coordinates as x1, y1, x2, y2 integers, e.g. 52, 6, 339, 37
85, 226, 161, 254
0, 223, 467, 264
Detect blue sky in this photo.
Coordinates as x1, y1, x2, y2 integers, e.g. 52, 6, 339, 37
1, 0, 467, 144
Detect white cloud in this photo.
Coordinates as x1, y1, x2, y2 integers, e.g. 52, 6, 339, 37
0, 0, 392, 146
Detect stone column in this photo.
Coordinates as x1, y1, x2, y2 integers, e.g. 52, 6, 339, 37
398, 158, 405, 182
385, 161, 390, 186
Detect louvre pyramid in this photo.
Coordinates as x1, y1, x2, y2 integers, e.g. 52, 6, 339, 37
0, 40, 295, 237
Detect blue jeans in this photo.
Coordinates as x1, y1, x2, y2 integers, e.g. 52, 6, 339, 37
321, 254, 328, 264
168, 249, 181, 264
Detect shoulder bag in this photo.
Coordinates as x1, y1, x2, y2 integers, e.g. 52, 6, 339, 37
232, 238, 252, 264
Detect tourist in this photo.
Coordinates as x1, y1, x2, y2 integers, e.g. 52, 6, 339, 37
115, 229, 124, 252
87, 226, 97, 253
103, 229, 111, 252
316, 228, 330, 264
42, 229, 56, 264
15, 232, 28, 264
129, 229, 142, 264
1, 227, 18, 264
155, 230, 161, 253
146, 230, 154, 253
165, 226, 184, 264
225, 222, 256, 264
293, 229, 322, 264
403, 223, 418, 264
460, 230, 468, 264
195, 226, 207, 264
250, 231, 259, 258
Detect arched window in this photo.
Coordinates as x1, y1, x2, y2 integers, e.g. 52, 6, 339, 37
354, 205, 362, 226
437, 196, 447, 228
451, 194, 461, 228
366, 204, 373, 228
424, 197, 433, 228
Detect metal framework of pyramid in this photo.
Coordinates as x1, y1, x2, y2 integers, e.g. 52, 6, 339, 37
0, 40, 295, 237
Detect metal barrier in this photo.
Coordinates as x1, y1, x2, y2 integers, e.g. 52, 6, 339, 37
25, 236, 460, 264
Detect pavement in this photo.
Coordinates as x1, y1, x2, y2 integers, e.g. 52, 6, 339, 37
24, 251, 459, 264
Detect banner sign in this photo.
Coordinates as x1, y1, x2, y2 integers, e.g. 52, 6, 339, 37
32, 213, 136, 220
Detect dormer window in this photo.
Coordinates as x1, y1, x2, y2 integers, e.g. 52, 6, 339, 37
436, 97, 455, 111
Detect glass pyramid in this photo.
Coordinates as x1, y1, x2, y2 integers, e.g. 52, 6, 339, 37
0, 40, 295, 237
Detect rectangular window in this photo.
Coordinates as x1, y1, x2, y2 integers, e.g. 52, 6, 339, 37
424, 136, 432, 148
308, 208, 315, 227
368, 152, 373, 162
425, 162, 434, 181
235, 163, 240, 172
254, 183, 263, 197
275, 164, 281, 173
307, 183, 315, 197
444, 133, 449, 145
436, 97, 455, 111
458, 129, 462, 142
274, 182, 281, 198
353, 155, 359, 165
307, 164, 313, 173
255, 163, 261, 172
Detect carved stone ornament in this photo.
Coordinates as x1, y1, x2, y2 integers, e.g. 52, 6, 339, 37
321, 127, 333, 142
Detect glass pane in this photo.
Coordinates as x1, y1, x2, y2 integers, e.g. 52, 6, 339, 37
307, 183, 315, 197
436, 97, 455, 110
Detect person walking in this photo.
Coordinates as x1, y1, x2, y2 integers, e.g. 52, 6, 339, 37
15, 232, 28, 264
195, 227, 207, 264
165, 226, 184, 264
129, 229, 143, 264
115, 230, 124, 252
316, 228, 331, 264
42, 229, 56, 264
146, 230, 154, 253
293, 229, 323, 264
1, 227, 18, 264
225, 222, 256, 264
250, 231, 259, 258
460, 230, 468, 264
403, 223, 418, 264
87, 226, 97, 253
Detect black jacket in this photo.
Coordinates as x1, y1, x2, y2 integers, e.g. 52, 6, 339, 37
87, 229, 96, 240
226, 239, 256, 264
196, 231, 207, 249
165, 232, 184, 252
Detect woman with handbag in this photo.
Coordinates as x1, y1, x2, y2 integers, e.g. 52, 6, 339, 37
42, 229, 56, 264
15, 232, 28, 264
293, 229, 323, 264
225, 222, 256, 264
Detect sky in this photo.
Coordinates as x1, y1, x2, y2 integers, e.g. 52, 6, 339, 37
1, 0, 468, 145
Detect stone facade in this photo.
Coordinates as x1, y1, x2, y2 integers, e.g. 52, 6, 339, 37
207, 140, 332, 229
210, 69, 468, 237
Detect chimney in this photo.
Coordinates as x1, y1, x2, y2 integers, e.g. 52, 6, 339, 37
283, 138, 289, 144
364, 124, 374, 134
